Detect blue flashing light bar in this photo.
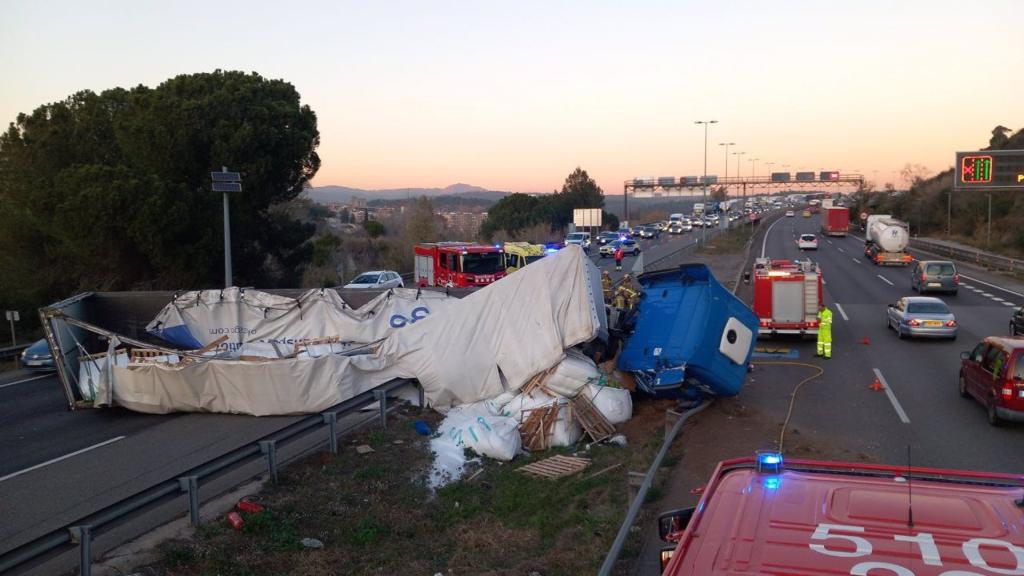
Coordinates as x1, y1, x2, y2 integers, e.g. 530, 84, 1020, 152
756, 450, 783, 473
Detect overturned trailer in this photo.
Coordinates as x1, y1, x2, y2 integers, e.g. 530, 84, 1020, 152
41, 246, 608, 415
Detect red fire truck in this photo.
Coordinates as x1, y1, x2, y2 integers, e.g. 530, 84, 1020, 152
751, 258, 822, 336
413, 242, 507, 288
657, 452, 1024, 575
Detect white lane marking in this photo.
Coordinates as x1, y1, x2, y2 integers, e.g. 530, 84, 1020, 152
961, 274, 1024, 299
827, 240, 833, 245
1003, 302, 1017, 307
837, 247, 846, 253
960, 284, 973, 289
760, 215, 786, 258
0, 436, 126, 483
982, 293, 993, 298
877, 275, 894, 286
873, 368, 910, 424
991, 297, 1005, 302
835, 303, 849, 321
852, 258, 861, 265
0, 373, 51, 389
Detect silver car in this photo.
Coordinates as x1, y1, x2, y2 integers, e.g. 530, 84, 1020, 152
886, 296, 957, 340
344, 270, 404, 289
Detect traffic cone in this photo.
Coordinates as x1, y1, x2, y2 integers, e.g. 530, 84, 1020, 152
861, 336, 871, 345
869, 377, 884, 392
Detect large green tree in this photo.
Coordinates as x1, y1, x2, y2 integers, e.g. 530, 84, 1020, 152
480, 167, 607, 240
0, 70, 320, 310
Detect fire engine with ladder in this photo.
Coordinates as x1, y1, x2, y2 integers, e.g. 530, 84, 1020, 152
751, 258, 822, 336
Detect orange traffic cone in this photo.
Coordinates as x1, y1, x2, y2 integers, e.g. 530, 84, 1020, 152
861, 336, 871, 345
869, 377, 884, 392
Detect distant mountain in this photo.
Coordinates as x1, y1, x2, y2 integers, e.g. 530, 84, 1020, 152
304, 183, 510, 204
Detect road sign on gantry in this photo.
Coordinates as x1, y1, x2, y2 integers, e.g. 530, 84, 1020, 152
954, 150, 1024, 190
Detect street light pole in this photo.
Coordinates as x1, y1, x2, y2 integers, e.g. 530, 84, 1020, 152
750, 157, 759, 178
733, 151, 746, 200
988, 193, 992, 246
695, 120, 718, 244
719, 141, 735, 183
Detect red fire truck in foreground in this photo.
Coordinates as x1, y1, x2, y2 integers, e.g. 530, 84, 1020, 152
658, 452, 1024, 575
413, 242, 507, 288
752, 258, 823, 336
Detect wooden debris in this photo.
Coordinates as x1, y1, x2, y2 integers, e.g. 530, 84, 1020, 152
292, 335, 341, 357
355, 444, 374, 454
583, 462, 624, 481
195, 335, 229, 354
520, 366, 557, 396
570, 392, 616, 443
518, 455, 592, 480
519, 403, 560, 451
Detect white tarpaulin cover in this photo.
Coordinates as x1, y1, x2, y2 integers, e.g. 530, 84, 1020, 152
100, 246, 604, 415
147, 287, 458, 352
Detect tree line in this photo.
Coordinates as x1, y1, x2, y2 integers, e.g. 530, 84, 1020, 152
0, 70, 321, 317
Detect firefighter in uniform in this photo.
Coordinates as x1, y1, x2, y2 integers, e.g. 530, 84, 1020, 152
614, 274, 641, 309
601, 270, 613, 303
816, 303, 833, 359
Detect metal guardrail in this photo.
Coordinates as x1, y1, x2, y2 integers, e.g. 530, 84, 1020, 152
0, 345, 29, 362
0, 378, 421, 576
910, 238, 1024, 275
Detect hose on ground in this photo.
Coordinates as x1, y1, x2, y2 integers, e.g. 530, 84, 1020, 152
752, 360, 825, 452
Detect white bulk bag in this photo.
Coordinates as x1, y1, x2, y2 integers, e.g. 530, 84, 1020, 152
542, 349, 600, 398
585, 383, 633, 425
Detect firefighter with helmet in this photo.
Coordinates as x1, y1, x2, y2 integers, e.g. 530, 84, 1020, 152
816, 303, 833, 359
601, 270, 613, 303
614, 274, 641, 309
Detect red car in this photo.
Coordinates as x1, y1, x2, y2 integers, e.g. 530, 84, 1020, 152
959, 336, 1024, 425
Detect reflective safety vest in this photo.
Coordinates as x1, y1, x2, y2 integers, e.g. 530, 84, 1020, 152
817, 307, 833, 341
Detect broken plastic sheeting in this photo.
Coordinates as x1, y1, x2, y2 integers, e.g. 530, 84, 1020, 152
146, 287, 459, 352
99, 246, 604, 415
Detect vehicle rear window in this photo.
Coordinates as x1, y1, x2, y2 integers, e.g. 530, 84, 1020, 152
353, 273, 380, 283
925, 263, 955, 275
800, 235, 816, 241
907, 301, 949, 314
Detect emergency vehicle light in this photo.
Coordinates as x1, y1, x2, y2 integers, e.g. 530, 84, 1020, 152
756, 451, 783, 473
767, 271, 790, 277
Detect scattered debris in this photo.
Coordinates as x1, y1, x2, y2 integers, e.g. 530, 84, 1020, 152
236, 496, 264, 514
355, 444, 375, 454
226, 511, 244, 530
414, 420, 432, 435
518, 455, 592, 480
300, 537, 324, 549
520, 403, 562, 451
570, 392, 615, 442
583, 461, 624, 481
606, 434, 628, 448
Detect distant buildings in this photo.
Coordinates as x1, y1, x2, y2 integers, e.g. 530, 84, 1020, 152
441, 211, 488, 237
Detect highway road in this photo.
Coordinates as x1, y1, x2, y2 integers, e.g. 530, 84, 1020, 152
0, 224, 708, 561
739, 211, 1024, 473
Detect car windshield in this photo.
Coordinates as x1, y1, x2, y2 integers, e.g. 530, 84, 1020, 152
352, 273, 380, 284
907, 301, 949, 314
567, 233, 587, 241
462, 252, 503, 274
524, 255, 544, 265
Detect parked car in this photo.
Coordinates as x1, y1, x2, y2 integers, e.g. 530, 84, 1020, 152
797, 233, 818, 250
597, 231, 620, 245
1011, 307, 1024, 336
599, 238, 640, 257
785, 210, 795, 217
344, 270, 404, 289
20, 338, 55, 371
959, 336, 1024, 425
886, 296, 957, 340
912, 260, 959, 295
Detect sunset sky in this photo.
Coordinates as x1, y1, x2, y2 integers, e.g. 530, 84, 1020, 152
2, 0, 1021, 195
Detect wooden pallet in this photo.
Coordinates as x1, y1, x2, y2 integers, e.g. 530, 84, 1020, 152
518, 455, 592, 480
570, 392, 616, 442
519, 403, 561, 451
520, 366, 557, 396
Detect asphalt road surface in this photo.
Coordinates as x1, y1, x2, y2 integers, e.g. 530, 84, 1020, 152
742, 212, 1024, 473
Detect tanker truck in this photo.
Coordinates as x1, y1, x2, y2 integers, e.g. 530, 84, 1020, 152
864, 214, 912, 265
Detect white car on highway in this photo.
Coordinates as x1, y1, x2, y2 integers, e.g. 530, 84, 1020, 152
785, 210, 795, 217
797, 234, 818, 250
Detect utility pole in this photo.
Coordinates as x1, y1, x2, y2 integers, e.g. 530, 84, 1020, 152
211, 167, 242, 288
695, 120, 718, 244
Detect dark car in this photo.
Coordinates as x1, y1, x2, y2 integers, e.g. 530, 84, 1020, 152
911, 260, 959, 295
597, 231, 620, 245
959, 336, 1024, 425
1011, 307, 1024, 336
20, 338, 56, 371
